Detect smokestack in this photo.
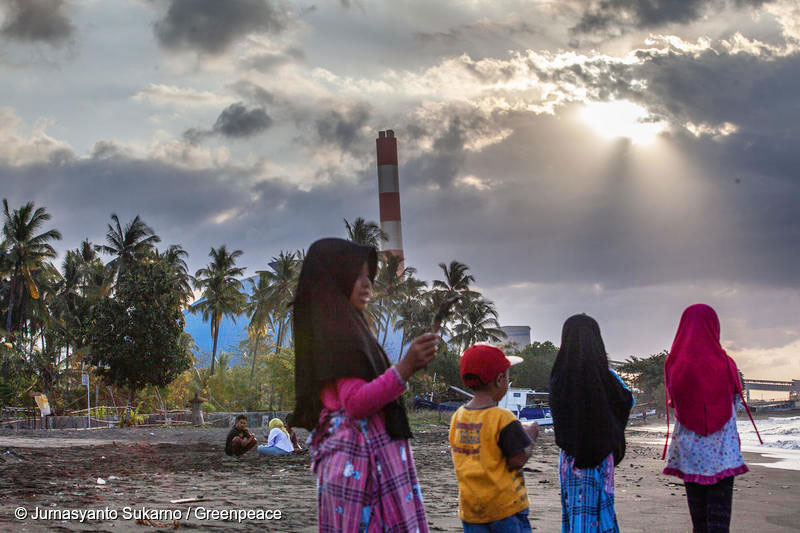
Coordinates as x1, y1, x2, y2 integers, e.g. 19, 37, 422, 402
376, 130, 404, 269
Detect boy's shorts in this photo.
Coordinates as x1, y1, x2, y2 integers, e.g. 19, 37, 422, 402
462, 509, 531, 533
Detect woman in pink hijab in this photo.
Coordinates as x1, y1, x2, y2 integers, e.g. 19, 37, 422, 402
662, 304, 759, 533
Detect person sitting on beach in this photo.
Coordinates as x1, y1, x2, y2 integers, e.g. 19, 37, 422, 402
225, 414, 257, 457
288, 238, 439, 532
258, 418, 297, 456
550, 314, 633, 533
449, 344, 539, 532
663, 304, 761, 533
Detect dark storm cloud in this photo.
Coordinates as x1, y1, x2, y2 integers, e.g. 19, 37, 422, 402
0, 155, 375, 275
90, 140, 123, 160
315, 103, 371, 154
569, 47, 800, 186
1, 0, 74, 45
153, 0, 288, 55
514, 43, 800, 188
631, 49, 800, 136
213, 102, 272, 137
571, 0, 768, 35
392, 104, 800, 293
183, 102, 273, 143
402, 118, 467, 190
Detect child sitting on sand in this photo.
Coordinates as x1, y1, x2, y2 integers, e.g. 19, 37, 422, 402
258, 418, 300, 456
225, 414, 257, 457
449, 344, 539, 532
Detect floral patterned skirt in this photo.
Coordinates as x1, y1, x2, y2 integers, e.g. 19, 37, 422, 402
310, 408, 428, 533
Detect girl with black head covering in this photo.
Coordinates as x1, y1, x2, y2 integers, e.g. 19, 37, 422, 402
550, 314, 633, 533
288, 238, 439, 532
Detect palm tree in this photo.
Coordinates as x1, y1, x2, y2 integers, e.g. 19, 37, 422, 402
370, 253, 426, 347
2, 199, 62, 333
344, 217, 388, 249
432, 260, 477, 297
245, 270, 273, 389
190, 245, 245, 375
256, 250, 301, 350
154, 245, 193, 308
450, 297, 506, 352
394, 291, 437, 349
75, 239, 113, 302
51, 240, 113, 360
97, 214, 160, 277
432, 260, 480, 333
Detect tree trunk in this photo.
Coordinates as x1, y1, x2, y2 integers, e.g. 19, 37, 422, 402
190, 394, 205, 426
275, 321, 284, 350
15, 280, 25, 332
210, 313, 219, 375
5, 272, 16, 332
381, 312, 392, 347
125, 388, 136, 426
248, 332, 260, 389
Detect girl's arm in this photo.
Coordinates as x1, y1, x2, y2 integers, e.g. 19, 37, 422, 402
331, 367, 407, 419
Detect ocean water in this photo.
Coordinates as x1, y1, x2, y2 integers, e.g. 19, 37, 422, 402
633, 414, 800, 471
738, 415, 800, 470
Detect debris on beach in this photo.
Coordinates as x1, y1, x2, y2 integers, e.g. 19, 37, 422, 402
169, 496, 205, 504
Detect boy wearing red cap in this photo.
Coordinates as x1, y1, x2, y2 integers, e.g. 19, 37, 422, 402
449, 344, 539, 532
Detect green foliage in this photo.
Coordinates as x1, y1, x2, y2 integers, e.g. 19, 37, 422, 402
617, 350, 668, 408
344, 217, 387, 249
190, 245, 246, 375
420, 348, 462, 391
507, 341, 559, 391
407, 408, 451, 429
89, 257, 191, 400
118, 403, 145, 427
160, 347, 297, 412
0, 354, 37, 407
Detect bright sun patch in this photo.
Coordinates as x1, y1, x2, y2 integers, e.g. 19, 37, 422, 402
580, 100, 666, 145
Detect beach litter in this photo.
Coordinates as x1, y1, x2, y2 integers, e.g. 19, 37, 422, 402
170, 496, 205, 504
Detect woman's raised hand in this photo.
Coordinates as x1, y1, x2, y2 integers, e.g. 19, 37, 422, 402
395, 333, 440, 381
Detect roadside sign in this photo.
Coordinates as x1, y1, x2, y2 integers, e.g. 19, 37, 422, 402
34, 395, 51, 417
82, 373, 89, 386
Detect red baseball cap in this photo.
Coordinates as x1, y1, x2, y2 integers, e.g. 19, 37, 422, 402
460, 344, 523, 387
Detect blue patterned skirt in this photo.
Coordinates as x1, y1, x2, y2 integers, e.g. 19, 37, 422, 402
558, 451, 619, 533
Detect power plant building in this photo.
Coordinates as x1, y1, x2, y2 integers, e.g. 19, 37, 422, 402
501, 325, 531, 350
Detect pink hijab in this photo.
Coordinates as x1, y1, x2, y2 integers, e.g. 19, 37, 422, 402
665, 304, 742, 436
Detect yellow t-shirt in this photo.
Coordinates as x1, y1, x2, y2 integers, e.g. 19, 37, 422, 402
449, 406, 530, 523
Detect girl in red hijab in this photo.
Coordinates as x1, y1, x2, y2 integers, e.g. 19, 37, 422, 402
663, 304, 758, 533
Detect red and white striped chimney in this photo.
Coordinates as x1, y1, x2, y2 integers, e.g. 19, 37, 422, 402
376, 130, 404, 269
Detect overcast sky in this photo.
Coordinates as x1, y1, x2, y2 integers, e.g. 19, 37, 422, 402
2, 0, 799, 380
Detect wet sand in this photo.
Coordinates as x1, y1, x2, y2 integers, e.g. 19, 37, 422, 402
1, 424, 798, 531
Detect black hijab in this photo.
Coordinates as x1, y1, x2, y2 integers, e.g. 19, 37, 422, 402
549, 314, 632, 468
288, 238, 412, 440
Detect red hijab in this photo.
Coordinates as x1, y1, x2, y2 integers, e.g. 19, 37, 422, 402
665, 304, 742, 436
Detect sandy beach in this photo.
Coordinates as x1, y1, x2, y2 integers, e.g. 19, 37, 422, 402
1, 422, 798, 532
